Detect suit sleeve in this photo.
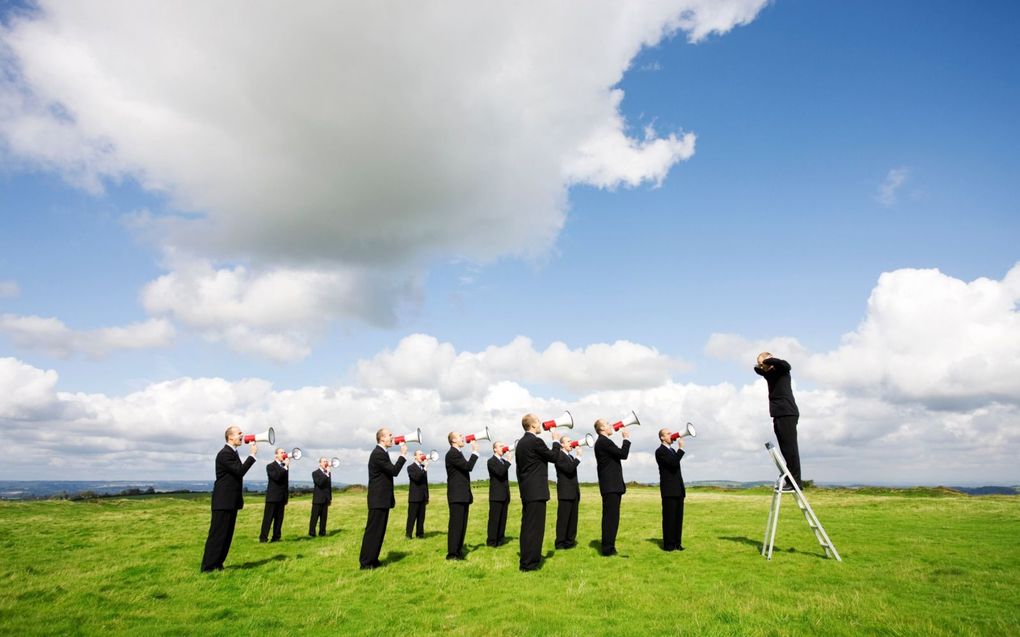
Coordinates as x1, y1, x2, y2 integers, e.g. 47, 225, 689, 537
389, 455, 407, 477
555, 451, 577, 477
488, 458, 508, 480
450, 452, 478, 472
266, 462, 286, 484
312, 470, 330, 488
222, 451, 256, 478
764, 357, 791, 372
656, 447, 680, 470
604, 438, 631, 460
535, 440, 560, 464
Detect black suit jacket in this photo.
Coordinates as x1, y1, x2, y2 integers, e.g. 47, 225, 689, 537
754, 357, 800, 418
515, 432, 560, 503
407, 462, 429, 503
554, 450, 581, 501
265, 461, 289, 503
211, 445, 256, 511
594, 435, 630, 496
655, 445, 686, 498
446, 447, 478, 504
311, 468, 332, 505
487, 456, 511, 502
367, 446, 406, 510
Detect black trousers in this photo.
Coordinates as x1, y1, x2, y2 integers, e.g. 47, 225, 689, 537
601, 493, 622, 553
309, 503, 329, 536
773, 415, 801, 487
406, 501, 427, 538
359, 508, 390, 567
662, 496, 685, 550
555, 498, 578, 548
519, 500, 547, 570
201, 509, 238, 571
487, 500, 508, 545
447, 503, 470, 557
259, 501, 285, 541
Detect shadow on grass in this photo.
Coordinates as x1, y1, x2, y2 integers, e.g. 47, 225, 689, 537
719, 535, 762, 548
380, 551, 409, 567
719, 536, 830, 560
645, 538, 664, 550
227, 554, 289, 570
587, 539, 629, 558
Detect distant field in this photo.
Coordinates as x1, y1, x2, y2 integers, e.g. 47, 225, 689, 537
1, 485, 1018, 636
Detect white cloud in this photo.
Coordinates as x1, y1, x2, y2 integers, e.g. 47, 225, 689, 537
140, 255, 420, 362
708, 264, 1020, 409
3, 260, 1019, 483
806, 265, 1020, 407
0, 280, 19, 298
355, 333, 690, 398
2, 350, 1017, 485
5, 261, 1016, 485
0, 313, 174, 358
1, 0, 767, 272
877, 166, 909, 207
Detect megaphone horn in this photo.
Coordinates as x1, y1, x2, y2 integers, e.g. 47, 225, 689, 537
283, 447, 302, 460
464, 426, 490, 443
670, 422, 697, 441
426, 450, 439, 462
330, 457, 341, 468
570, 433, 596, 449
611, 411, 640, 431
393, 427, 422, 445
542, 410, 574, 431
243, 427, 275, 445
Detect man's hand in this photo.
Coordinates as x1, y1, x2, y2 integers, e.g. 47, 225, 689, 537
249, 442, 258, 455
399, 443, 408, 457
470, 440, 479, 454
621, 427, 631, 440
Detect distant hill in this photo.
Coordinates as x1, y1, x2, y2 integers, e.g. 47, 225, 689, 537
1, 480, 1016, 500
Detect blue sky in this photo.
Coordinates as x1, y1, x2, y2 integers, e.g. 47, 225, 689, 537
1, 1, 1018, 484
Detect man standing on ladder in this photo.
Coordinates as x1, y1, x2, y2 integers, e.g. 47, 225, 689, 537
755, 352, 802, 490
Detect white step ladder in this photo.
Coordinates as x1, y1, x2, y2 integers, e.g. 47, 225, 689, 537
761, 442, 841, 561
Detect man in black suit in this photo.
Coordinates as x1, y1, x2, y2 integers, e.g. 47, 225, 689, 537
755, 352, 802, 489
554, 435, 581, 550
445, 432, 479, 560
406, 450, 430, 539
201, 425, 257, 572
358, 428, 408, 569
486, 442, 511, 547
259, 448, 290, 543
515, 413, 560, 571
655, 428, 686, 551
594, 418, 631, 556
309, 457, 332, 537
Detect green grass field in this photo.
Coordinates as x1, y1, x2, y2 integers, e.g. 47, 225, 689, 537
1, 485, 1018, 636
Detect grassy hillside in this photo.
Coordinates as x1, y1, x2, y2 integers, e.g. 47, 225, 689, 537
1, 486, 1018, 636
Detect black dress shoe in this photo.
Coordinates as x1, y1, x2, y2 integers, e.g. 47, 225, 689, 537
360, 564, 376, 570
446, 555, 465, 561
309, 533, 316, 538
663, 545, 676, 552
601, 548, 617, 557
318, 532, 326, 537
259, 538, 268, 543
269, 538, 280, 543
677, 546, 685, 551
